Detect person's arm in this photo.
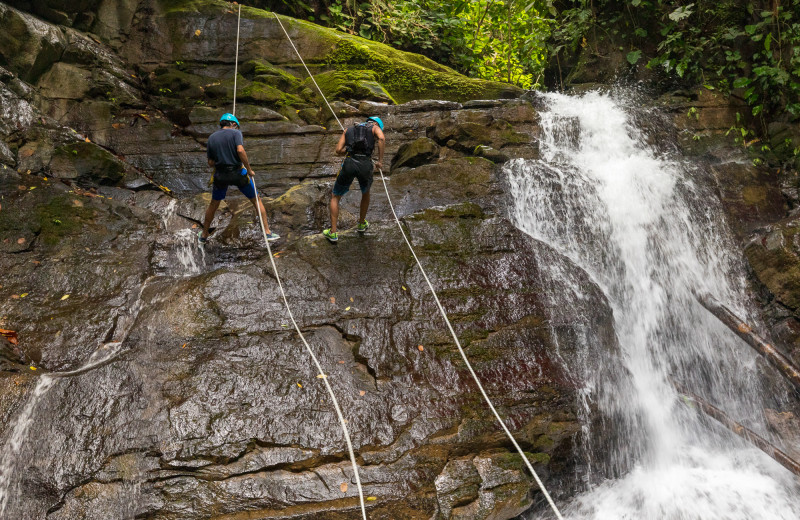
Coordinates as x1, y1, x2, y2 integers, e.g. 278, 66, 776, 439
334, 131, 347, 156
373, 126, 385, 170
237, 145, 255, 177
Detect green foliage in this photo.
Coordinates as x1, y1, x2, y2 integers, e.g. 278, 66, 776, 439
550, 1, 800, 128
311, 0, 553, 89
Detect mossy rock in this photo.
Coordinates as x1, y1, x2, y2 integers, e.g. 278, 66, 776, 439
746, 224, 800, 311
310, 70, 395, 104
155, 0, 522, 106
326, 39, 521, 104
0, 193, 95, 249
150, 69, 208, 99
391, 137, 440, 171
50, 141, 126, 185
241, 59, 303, 91
238, 82, 304, 106
0, 4, 66, 82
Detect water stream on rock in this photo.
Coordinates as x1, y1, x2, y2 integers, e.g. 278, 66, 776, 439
508, 92, 800, 519
0, 196, 199, 515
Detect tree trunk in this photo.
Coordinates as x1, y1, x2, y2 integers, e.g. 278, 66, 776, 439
696, 293, 800, 392
674, 382, 800, 477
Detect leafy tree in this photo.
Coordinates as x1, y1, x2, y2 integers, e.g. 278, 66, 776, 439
307, 0, 554, 89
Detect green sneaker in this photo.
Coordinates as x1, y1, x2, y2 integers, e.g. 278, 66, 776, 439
357, 219, 369, 233
323, 228, 338, 242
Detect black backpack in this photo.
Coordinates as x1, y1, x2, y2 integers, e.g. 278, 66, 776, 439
347, 122, 375, 156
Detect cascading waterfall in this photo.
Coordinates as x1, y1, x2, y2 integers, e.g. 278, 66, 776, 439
160, 199, 207, 276
508, 91, 800, 519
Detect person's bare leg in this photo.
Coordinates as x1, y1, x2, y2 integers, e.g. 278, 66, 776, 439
202, 199, 221, 239
359, 191, 370, 224
330, 194, 341, 233
248, 196, 271, 234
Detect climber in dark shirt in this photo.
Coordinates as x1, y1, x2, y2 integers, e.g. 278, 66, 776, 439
199, 113, 278, 243
323, 116, 385, 243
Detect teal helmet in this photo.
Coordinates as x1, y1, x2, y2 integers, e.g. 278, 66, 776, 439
220, 113, 240, 126
367, 116, 384, 131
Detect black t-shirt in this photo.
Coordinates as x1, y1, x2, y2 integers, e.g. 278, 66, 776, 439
207, 128, 244, 172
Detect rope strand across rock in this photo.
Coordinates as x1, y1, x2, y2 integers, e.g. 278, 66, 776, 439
230, 6, 368, 519
272, 9, 565, 520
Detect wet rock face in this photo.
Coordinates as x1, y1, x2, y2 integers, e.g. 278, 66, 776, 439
1, 166, 610, 518
0, 2, 622, 519
0, 94, 614, 518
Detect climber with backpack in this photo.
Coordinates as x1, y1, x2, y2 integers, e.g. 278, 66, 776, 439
199, 113, 279, 244
323, 116, 386, 243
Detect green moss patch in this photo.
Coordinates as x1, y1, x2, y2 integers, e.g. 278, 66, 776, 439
326, 39, 520, 104
311, 70, 395, 104
35, 196, 95, 245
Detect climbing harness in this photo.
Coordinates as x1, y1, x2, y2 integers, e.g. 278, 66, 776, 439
228, 6, 368, 520
274, 10, 565, 520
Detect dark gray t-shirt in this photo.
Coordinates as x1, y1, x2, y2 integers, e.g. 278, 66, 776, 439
207, 128, 244, 172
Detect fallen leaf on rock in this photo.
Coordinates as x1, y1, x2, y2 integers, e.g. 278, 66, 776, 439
29, 366, 36, 371
10, 295, 19, 299
20, 293, 28, 298
401, 286, 407, 291
138, 113, 151, 122
112, 123, 123, 129
60, 294, 69, 300
418, 345, 424, 351
345, 306, 351, 311
338, 360, 345, 364
191, 224, 198, 229
0, 329, 18, 345
317, 374, 327, 379
20, 148, 34, 158
349, 297, 353, 302
181, 343, 187, 348
330, 297, 336, 304
367, 497, 377, 502
17, 238, 25, 245
18, 185, 26, 190
28, 186, 35, 190
85, 137, 91, 143
340, 482, 348, 493
297, 382, 302, 388
359, 390, 366, 396
194, 29, 202, 36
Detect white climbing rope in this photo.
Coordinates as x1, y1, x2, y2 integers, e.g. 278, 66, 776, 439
230, 6, 367, 519
272, 10, 564, 519
250, 178, 367, 519
376, 168, 565, 520
272, 13, 344, 131
232, 3, 241, 115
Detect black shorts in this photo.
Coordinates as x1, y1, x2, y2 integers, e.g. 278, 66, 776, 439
333, 156, 373, 196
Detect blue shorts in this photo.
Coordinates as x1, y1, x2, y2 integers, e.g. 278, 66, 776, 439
212, 175, 256, 200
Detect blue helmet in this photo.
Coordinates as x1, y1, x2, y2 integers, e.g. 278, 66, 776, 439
367, 116, 384, 131
220, 113, 240, 126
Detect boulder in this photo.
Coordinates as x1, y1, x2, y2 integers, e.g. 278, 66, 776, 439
391, 137, 440, 171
